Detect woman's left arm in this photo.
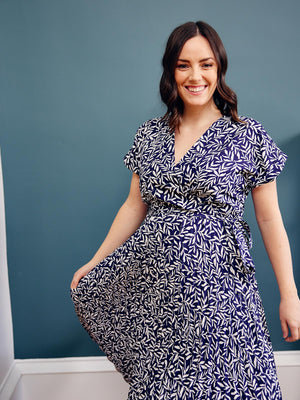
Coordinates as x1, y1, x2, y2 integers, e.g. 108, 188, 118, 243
252, 180, 300, 342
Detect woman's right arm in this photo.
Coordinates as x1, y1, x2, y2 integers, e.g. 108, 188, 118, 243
70, 172, 148, 289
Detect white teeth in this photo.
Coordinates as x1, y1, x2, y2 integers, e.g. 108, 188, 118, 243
187, 86, 206, 92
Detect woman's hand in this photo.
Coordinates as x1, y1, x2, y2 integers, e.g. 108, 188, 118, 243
70, 261, 96, 290
279, 296, 300, 342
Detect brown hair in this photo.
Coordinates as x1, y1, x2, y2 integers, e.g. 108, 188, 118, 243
160, 21, 244, 132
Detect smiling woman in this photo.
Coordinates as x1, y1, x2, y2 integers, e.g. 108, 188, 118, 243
174, 36, 218, 111
160, 21, 243, 134
70, 20, 300, 400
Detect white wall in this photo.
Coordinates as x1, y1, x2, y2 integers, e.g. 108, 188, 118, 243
0, 149, 15, 391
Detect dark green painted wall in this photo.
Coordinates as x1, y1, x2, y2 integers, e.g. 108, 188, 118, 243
0, 0, 299, 358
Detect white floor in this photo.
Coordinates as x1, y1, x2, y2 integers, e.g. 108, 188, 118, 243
277, 366, 300, 400
11, 372, 129, 400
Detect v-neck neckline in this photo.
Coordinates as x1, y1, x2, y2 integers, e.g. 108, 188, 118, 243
171, 116, 225, 168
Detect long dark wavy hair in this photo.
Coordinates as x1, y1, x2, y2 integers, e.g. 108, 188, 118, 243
160, 21, 243, 132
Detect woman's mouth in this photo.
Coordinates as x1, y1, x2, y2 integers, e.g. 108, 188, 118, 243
185, 85, 207, 94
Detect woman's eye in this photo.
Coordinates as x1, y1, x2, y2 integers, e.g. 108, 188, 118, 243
202, 63, 213, 69
177, 64, 189, 70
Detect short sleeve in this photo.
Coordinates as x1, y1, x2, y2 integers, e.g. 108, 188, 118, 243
123, 122, 147, 175
247, 120, 288, 189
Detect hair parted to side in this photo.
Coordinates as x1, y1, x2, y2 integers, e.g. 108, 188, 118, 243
160, 21, 244, 132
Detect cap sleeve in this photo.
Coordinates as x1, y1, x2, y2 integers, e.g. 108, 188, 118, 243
247, 120, 287, 189
123, 122, 147, 175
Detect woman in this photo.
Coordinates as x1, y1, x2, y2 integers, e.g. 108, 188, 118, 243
71, 21, 300, 399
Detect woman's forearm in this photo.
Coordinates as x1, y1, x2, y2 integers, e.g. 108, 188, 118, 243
70, 173, 147, 289
257, 215, 298, 300
90, 199, 148, 265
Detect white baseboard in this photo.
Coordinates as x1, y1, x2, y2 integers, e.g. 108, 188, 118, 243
0, 362, 21, 400
15, 351, 300, 374
1, 351, 300, 400
15, 356, 117, 375
0, 357, 117, 400
274, 350, 300, 366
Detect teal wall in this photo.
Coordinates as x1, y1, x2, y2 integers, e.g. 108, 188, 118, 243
0, 0, 299, 358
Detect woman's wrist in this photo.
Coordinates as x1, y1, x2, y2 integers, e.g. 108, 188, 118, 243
279, 286, 299, 301
89, 258, 100, 267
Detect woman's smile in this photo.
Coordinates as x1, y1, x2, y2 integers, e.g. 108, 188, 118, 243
185, 85, 208, 94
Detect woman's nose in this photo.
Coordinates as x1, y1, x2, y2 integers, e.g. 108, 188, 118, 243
189, 67, 202, 81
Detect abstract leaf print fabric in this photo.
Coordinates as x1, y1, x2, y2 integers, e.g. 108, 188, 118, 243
71, 116, 287, 399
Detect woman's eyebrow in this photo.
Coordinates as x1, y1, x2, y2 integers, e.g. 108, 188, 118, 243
177, 57, 215, 63
200, 57, 215, 62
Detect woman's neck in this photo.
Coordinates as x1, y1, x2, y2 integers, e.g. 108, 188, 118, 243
180, 104, 222, 130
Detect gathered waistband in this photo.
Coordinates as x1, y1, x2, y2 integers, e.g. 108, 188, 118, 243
148, 198, 242, 223
146, 198, 254, 274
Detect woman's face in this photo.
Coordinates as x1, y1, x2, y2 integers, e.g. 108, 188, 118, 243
174, 35, 218, 112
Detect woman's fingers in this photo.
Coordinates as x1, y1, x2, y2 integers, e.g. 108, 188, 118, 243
279, 297, 300, 342
70, 263, 95, 290
70, 271, 83, 289
70, 276, 79, 290
280, 319, 289, 339
290, 325, 300, 341
280, 318, 300, 342
284, 325, 300, 342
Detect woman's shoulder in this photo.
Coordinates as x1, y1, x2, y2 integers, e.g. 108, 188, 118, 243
134, 117, 170, 142
237, 116, 267, 132
137, 116, 169, 131
235, 115, 261, 126
231, 116, 269, 139
235, 116, 281, 152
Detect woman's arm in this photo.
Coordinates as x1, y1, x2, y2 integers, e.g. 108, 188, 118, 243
70, 173, 148, 289
251, 180, 300, 342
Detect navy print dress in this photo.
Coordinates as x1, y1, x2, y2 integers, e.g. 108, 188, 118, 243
71, 116, 287, 399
